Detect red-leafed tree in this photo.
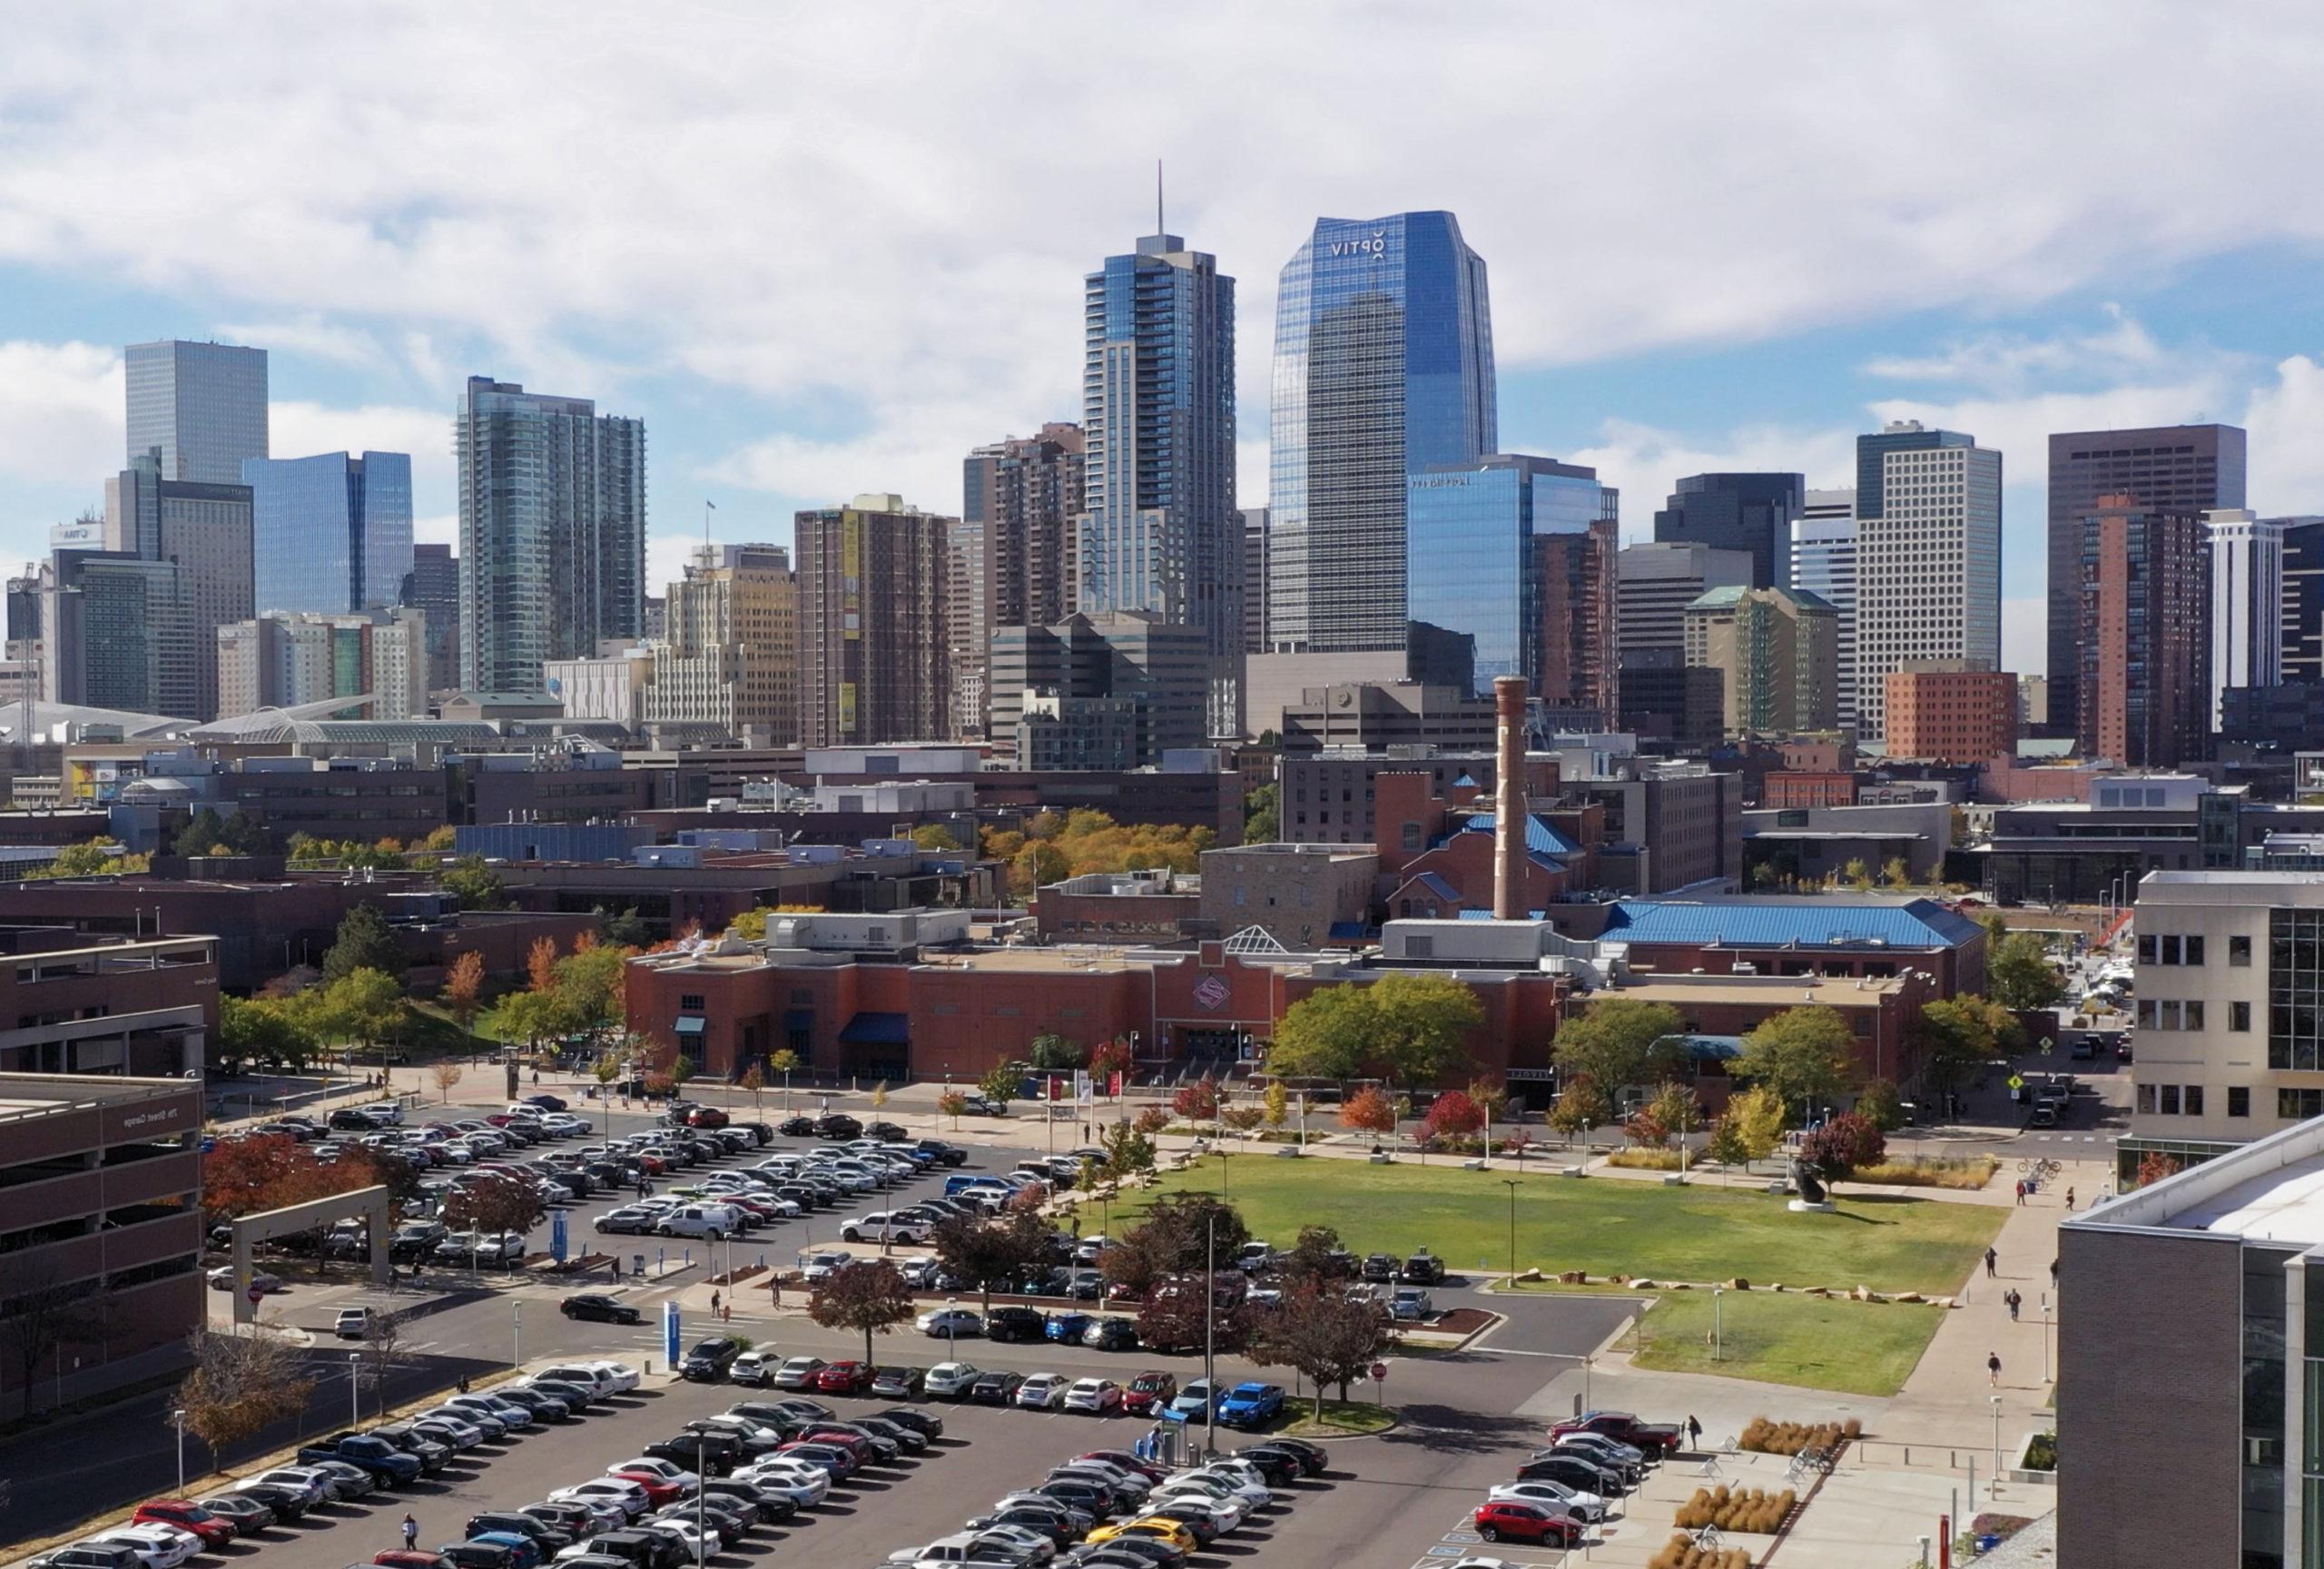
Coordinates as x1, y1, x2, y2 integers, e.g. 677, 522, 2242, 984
1418, 1090, 1484, 1142
1339, 1085, 1397, 1135
1797, 1111, 1886, 1193
1172, 1076, 1220, 1120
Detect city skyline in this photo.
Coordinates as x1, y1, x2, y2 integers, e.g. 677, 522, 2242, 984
10, 8, 2324, 681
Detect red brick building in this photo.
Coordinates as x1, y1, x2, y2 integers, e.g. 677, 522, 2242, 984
1761, 772, 1856, 809
1882, 665, 2018, 765
0, 931, 217, 1077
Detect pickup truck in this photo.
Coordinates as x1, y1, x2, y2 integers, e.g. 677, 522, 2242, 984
1215, 1382, 1285, 1428
1546, 1409, 1684, 1459
295, 1433, 422, 1485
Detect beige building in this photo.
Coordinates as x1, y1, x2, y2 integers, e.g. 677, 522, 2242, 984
545, 646, 653, 725
645, 542, 798, 745
795, 496, 950, 747
1682, 584, 1838, 736
1197, 842, 1377, 950
215, 607, 428, 721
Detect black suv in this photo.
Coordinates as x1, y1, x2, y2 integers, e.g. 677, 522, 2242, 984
683, 1337, 742, 1381
986, 1306, 1047, 1343
1401, 1251, 1446, 1285
1360, 1252, 1397, 1282
814, 1112, 863, 1140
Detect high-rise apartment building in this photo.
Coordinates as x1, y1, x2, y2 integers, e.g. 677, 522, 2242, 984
104, 450, 254, 720
1652, 472, 1803, 590
2208, 509, 2284, 735
242, 451, 413, 617
987, 611, 1208, 769
36, 549, 195, 716
1079, 229, 1236, 728
1240, 508, 1270, 655
1402, 453, 1617, 697
1852, 421, 2002, 743
2280, 519, 2324, 685
794, 495, 950, 747
945, 518, 989, 739
215, 608, 428, 721
2075, 497, 2210, 768
1536, 511, 1620, 725
1616, 541, 1753, 658
2046, 425, 2244, 735
1881, 663, 2017, 764
123, 340, 268, 485
1266, 212, 1496, 672
1682, 585, 1838, 735
965, 424, 1085, 633
455, 377, 646, 694
1790, 489, 1859, 733
400, 542, 459, 695
643, 543, 796, 744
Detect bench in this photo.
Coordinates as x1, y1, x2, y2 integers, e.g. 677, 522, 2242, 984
1368, 1152, 1392, 1165
1274, 1145, 1304, 1159
1462, 1158, 1487, 1171
1562, 1164, 1590, 1178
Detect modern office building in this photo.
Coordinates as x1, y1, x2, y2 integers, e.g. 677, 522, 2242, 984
1852, 421, 2003, 743
1402, 453, 1618, 698
1275, 681, 1495, 755
34, 549, 196, 716
1241, 508, 1270, 656
2076, 497, 2211, 768
1265, 211, 1496, 676
987, 611, 1208, 770
1682, 585, 1839, 736
1652, 472, 1804, 590
454, 377, 647, 694
1881, 663, 2017, 764
123, 339, 268, 485
103, 449, 255, 720
1616, 541, 1753, 658
242, 450, 414, 617
1079, 228, 1237, 729
2047, 424, 2244, 737
794, 494, 950, 747
2281, 519, 2324, 686
215, 607, 428, 721
1790, 489, 1859, 732
2210, 512, 2283, 735
966, 424, 1086, 636
401, 541, 460, 694
645, 542, 797, 744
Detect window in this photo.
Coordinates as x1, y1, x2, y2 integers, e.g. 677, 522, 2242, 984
679, 993, 705, 1011
2138, 1083, 2157, 1115
2139, 934, 2159, 964
2233, 1001, 2252, 1032
2230, 1086, 2251, 1118
2186, 1086, 2204, 1117
2283, 1088, 2324, 1120
2162, 1085, 2181, 1115
2186, 1001, 2205, 1031
2232, 934, 2252, 967
2185, 935, 2205, 966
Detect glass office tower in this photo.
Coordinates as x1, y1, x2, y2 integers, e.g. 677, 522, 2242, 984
124, 340, 269, 485
1405, 455, 1617, 696
243, 451, 414, 617
1267, 211, 1496, 660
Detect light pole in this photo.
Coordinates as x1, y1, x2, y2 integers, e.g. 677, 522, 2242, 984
1989, 1394, 2004, 1490
1202, 1209, 1217, 1461
172, 1406, 187, 1494
2041, 1291, 2052, 1385
1216, 1149, 1230, 1199
513, 1300, 523, 1367
1712, 1287, 1723, 1363
348, 1353, 361, 1426
1500, 1179, 1520, 1286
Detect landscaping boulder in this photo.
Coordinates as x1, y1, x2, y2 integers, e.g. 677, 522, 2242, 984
1722, 1278, 1750, 1290
1559, 1269, 1588, 1285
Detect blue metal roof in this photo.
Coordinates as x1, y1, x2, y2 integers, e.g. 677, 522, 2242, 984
1406, 871, 1462, 903
1462, 814, 1579, 856
1600, 897, 1984, 950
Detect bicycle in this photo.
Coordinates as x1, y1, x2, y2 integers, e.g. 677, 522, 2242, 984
2017, 1157, 2063, 1177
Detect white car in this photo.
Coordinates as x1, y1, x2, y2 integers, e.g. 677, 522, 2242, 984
734, 1462, 830, 1506
241, 1466, 336, 1505
925, 1360, 982, 1397
1154, 1470, 1266, 1511
970, 1526, 1059, 1564
553, 1496, 631, 1532
1146, 1492, 1244, 1533
551, 1479, 651, 1519
842, 1212, 925, 1245
1191, 1459, 1274, 1503
1015, 1372, 1070, 1410
917, 1308, 982, 1338
730, 1351, 773, 1386
1487, 1480, 1605, 1524
1061, 1377, 1123, 1416
584, 1358, 642, 1393
87, 1528, 200, 1569
635, 1519, 718, 1562
610, 1457, 700, 1494
801, 1251, 852, 1280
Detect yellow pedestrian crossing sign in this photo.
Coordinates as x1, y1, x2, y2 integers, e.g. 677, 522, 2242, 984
2006, 1073, 2024, 1090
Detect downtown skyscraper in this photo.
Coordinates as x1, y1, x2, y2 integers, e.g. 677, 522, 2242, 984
455, 377, 646, 694
124, 339, 269, 484
242, 450, 414, 617
1852, 420, 2003, 744
1265, 211, 1496, 672
1078, 223, 1237, 732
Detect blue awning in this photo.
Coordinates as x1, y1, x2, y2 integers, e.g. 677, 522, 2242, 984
1327, 921, 1366, 941
675, 1016, 706, 1035
839, 1011, 911, 1046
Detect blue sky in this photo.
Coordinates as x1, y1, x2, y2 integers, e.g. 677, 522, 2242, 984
7, 1, 2324, 678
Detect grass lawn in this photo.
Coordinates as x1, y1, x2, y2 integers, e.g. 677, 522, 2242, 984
1625, 1288, 1945, 1396
1282, 1398, 1396, 1436
1128, 1156, 2001, 1296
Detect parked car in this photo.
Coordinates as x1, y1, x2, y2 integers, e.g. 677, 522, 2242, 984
728, 1352, 773, 1387
682, 1339, 741, 1382
918, 1307, 984, 1339
985, 1306, 1047, 1343
1547, 1409, 1683, 1459
872, 1365, 928, 1398
1216, 1383, 1284, 1428
129, 1503, 234, 1550
970, 1371, 1027, 1405
925, 1361, 982, 1400
1062, 1378, 1123, 1416
562, 1294, 644, 1326
1015, 1372, 1071, 1410
1122, 1371, 1177, 1416
773, 1357, 827, 1389
1083, 1317, 1138, 1351
812, 1360, 878, 1396
1166, 1379, 1218, 1423
1472, 1503, 1580, 1547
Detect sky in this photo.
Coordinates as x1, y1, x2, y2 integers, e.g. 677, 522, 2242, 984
8, 2, 2324, 678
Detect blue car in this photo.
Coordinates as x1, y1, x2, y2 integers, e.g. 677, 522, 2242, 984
466, 1534, 545, 1569
1045, 1311, 1093, 1343
1216, 1381, 1285, 1428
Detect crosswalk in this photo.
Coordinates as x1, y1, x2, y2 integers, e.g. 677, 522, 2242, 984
2021, 1133, 2117, 1144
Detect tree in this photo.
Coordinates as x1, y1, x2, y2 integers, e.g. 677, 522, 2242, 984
1088, 1038, 1133, 1096
604, 907, 652, 948
1221, 1105, 1265, 1133
1647, 1080, 1701, 1145
1275, 1226, 1350, 1288
1883, 856, 1911, 889
1797, 1111, 1886, 1193
322, 903, 405, 982
1096, 1121, 1156, 1179
1133, 1281, 1247, 1355
527, 936, 561, 993
931, 1210, 1055, 1312
358, 1307, 405, 1418
1338, 1085, 1396, 1135
1552, 997, 1687, 1097
441, 951, 486, 1034
1706, 1084, 1787, 1167
1246, 1287, 1392, 1416
553, 942, 629, 1039
1131, 1106, 1171, 1136
430, 1060, 465, 1102
1841, 857, 1872, 891
176, 1327, 315, 1456
1173, 1076, 1220, 1121
2, 1257, 111, 1416
1916, 995, 2019, 1101
217, 994, 316, 1072
439, 855, 509, 911
1108, 1193, 1248, 1294
1243, 783, 1279, 844
1855, 1077, 1905, 1132
937, 1090, 968, 1130
496, 987, 569, 1053
1368, 972, 1482, 1087
28, 839, 148, 879
1986, 923, 2065, 1011
305, 967, 408, 1061
807, 1260, 918, 1363
439, 1171, 546, 1241
1737, 1006, 1856, 1117
1548, 1074, 1612, 1138
1009, 840, 1070, 898
738, 1062, 765, 1113
1029, 1033, 1086, 1071
1419, 1090, 1484, 1142
2134, 1150, 2182, 1189
977, 1063, 1021, 1107
1262, 1081, 1288, 1128
909, 824, 961, 853
1265, 986, 1375, 1083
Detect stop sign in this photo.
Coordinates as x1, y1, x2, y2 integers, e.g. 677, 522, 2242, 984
245, 1283, 263, 1306
1369, 1361, 1387, 1382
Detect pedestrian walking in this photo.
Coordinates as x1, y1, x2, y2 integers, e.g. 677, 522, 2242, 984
2049, 1258, 2059, 1287
1987, 1351, 2001, 1387
1686, 1414, 1703, 1449
2014, 1179, 2026, 1206
2005, 1288, 2021, 1322
711, 1289, 722, 1317
769, 1275, 783, 1308
721, 1301, 732, 1324
400, 1515, 419, 1550
2064, 1186, 2075, 1211
1984, 1245, 1998, 1278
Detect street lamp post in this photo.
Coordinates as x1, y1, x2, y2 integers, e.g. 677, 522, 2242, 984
172, 1406, 187, 1494
2041, 1291, 2052, 1385
1989, 1394, 2004, 1491
348, 1353, 360, 1426
1202, 1210, 1217, 1460
513, 1300, 523, 1367
1713, 1287, 1723, 1362
1499, 1179, 1520, 1286
1217, 1149, 1229, 1199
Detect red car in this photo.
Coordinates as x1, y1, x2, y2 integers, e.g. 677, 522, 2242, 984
800, 1428, 877, 1464
1473, 1502, 1581, 1546
685, 1106, 731, 1129
812, 1361, 877, 1395
606, 1470, 684, 1506
133, 1502, 236, 1548
1548, 1409, 1683, 1459
375, 1554, 458, 1569
1121, 1371, 1177, 1415
1077, 1448, 1169, 1484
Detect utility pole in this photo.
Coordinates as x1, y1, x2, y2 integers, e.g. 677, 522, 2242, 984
1202, 1209, 1216, 1460
1500, 1179, 1520, 1285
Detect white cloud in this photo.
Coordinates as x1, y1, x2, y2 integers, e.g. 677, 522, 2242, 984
2242, 355, 2324, 514
0, 339, 120, 489
271, 399, 453, 518
1864, 304, 2177, 393
212, 314, 389, 372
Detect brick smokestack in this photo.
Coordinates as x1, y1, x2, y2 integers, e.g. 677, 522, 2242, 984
1492, 676, 1529, 921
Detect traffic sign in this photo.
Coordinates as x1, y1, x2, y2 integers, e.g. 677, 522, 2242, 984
1369, 1361, 1388, 1382
245, 1283, 263, 1306
2006, 1073, 2024, 1090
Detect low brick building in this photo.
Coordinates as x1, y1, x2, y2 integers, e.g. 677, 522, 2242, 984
1882, 664, 2019, 764
0, 931, 217, 1077
1034, 869, 1205, 944
1198, 844, 1377, 949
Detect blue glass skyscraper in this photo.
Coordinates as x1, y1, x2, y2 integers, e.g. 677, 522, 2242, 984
1266, 211, 1495, 659
243, 451, 414, 617
1078, 226, 1236, 730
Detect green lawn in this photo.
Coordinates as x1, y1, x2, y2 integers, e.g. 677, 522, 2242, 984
1626, 1288, 1945, 1396
1283, 1398, 1397, 1436
1128, 1156, 2002, 1296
